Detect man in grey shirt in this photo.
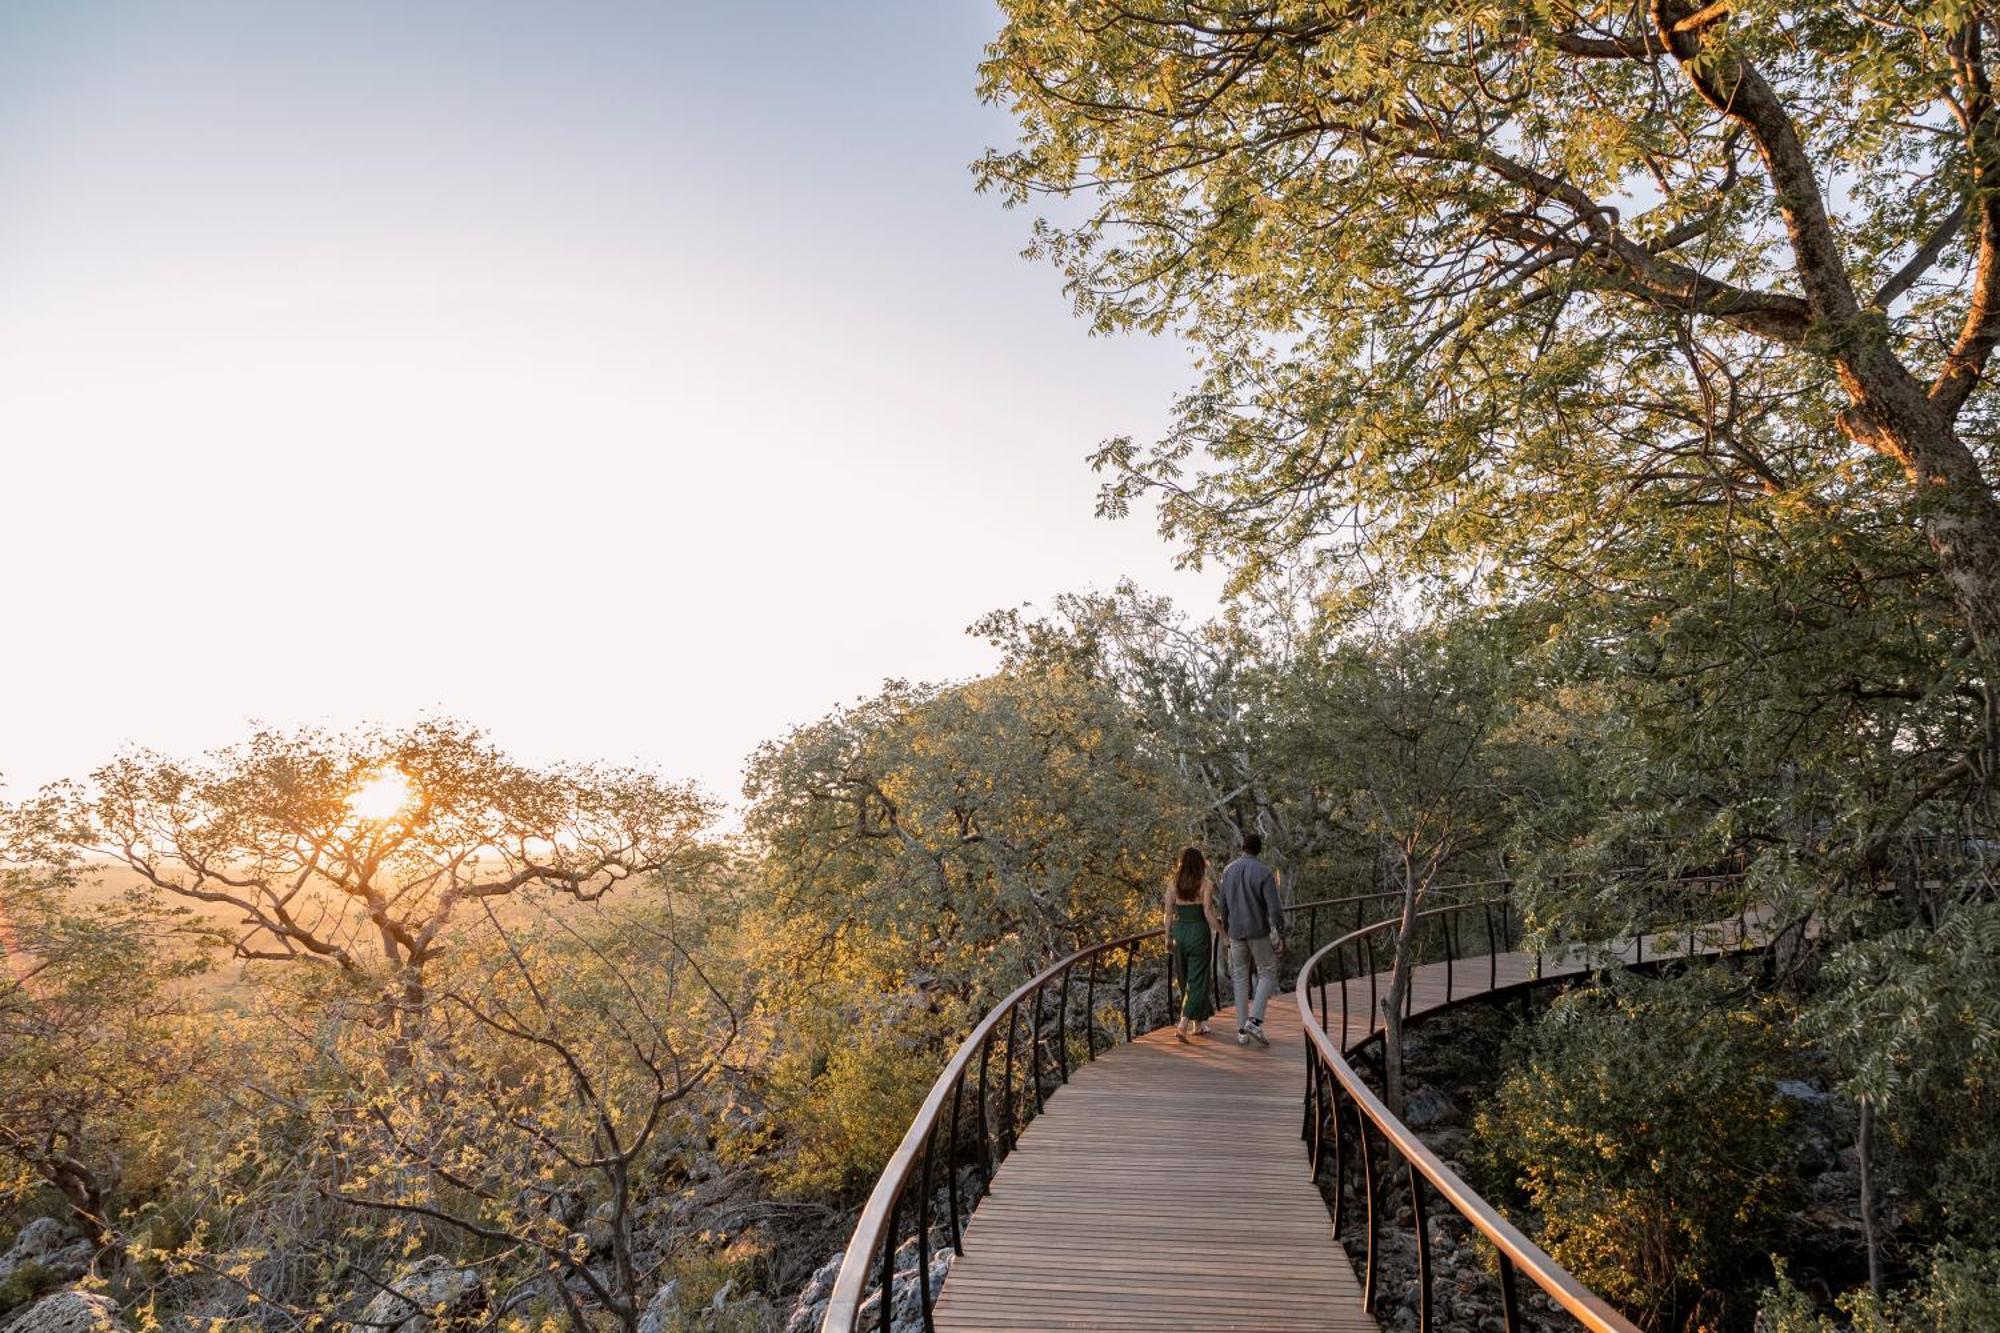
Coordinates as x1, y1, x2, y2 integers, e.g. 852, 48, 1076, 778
1217, 831, 1284, 1046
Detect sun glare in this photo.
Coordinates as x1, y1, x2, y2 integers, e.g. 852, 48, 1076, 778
348, 769, 414, 822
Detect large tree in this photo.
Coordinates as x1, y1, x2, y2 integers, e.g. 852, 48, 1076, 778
744, 666, 1197, 998
25, 720, 715, 1065
979, 2, 2000, 675
0, 823, 219, 1245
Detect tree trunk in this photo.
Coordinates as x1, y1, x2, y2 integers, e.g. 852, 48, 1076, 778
1379, 869, 1421, 1118
385, 969, 428, 1077
1858, 1096, 1884, 1298
1840, 398, 2000, 663
47, 1150, 111, 1248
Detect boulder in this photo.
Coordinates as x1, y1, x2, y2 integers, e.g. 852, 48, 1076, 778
0, 1221, 93, 1288
1777, 1078, 1832, 1106
852, 1244, 951, 1333
1401, 1084, 1456, 1129
636, 1279, 680, 1333
354, 1257, 485, 1331
5, 1291, 124, 1333
781, 1251, 846, 1333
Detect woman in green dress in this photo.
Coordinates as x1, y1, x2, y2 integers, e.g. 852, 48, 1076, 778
1165, 846, 1221, 1042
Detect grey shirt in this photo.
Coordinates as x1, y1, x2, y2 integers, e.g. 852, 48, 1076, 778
1216, 854, 1284, 941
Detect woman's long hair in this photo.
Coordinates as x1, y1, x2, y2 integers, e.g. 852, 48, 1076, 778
1172, 846, 1206, 901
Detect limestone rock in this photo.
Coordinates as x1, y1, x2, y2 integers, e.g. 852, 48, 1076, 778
0, 1221, 93, 1288
5, 1291, 124, 1333
781, 1250, 846, 1333
354, 1256, 486, 1331
636, 1279, 680, 1333
1402, 1084, 1456, 1129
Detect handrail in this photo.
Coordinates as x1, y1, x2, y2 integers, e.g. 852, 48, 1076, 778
1295, 879, 1764, 1333
1298, 899, 1639, 1333
820, 888, 1411, 1332
820, 883, 1645, 1332
821, 924, 1166, 1332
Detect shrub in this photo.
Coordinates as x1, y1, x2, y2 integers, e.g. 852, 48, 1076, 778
1475, 969, 1797, 1330
1761, 1245, 2000, 1332
761, 995, 964, 1198
0, 1260, 62, 1313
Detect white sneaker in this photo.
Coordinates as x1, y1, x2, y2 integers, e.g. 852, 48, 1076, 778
1236, 1028, 1252, 1046
1247, 1020, 1270, 1047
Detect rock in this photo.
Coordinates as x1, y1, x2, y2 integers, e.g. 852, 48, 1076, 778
709, 1278, 736, 1312
5, 1291, 124, 1333
636, 1280, 679, 1333
782, 1251, 847, 1333
354, 1256, 486, 1331
0, 1221, 93, 1288
1402, 1085, 1456, 1128
1777, 1078, 1832, 1105
852, 1244, 951, 1333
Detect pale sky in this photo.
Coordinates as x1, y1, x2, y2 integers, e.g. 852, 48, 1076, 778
0, 1, 1220, 805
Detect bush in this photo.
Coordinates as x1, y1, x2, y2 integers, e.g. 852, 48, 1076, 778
761, 995, 965, 1198
1761, 1245, 2000, 1332
1475, 969, 1797, 1330
0, 1260, 62, 1313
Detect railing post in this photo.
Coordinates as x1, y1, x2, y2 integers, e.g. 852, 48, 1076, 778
1485, 899, 1498, 991
945, 1072, 965, 1255
1056, 965, 1071, 1084
1083, 952, 1099, 1062
917, 1129, 935, 1332
1329, 1080, 1346, 1236
1339, 942, 1351, 1042
1301, 1042, 1315, 1142
878, 1194, 898, 1333
1364, 933, 1378, 1034
1122, 945, 1134, 1042
1028, 984, 1046, 1115
1410, 1160, 1432, 1333
1002, 1006, 1019, 1155
1359, 1114, 1380, 1311
1444, 909, 1455, 1003
1165, 930, 1178, 1022
1499, 1252, 1522, 1333
976, 1034, 994, 1185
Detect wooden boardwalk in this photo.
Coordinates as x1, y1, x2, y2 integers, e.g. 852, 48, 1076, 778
932, 1001, 1377, 1332
930, 911, 1772, 1331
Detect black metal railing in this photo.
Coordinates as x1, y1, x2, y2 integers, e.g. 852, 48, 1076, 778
819, 924, 1169, 1333
819, 889, 1403, 1332
1295, 878, 1776, 1333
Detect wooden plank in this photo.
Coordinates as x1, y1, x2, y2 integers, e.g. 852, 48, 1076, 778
932, 1002, 1376, 1333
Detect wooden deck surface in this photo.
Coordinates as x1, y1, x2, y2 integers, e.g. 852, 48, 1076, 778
932, 912, 1768, 1331
931, 1001, 1377, 1332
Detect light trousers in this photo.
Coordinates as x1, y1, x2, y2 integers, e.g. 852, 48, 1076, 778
1229, 933, 1279, 1025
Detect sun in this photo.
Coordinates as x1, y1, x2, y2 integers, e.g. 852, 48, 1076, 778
348, 769, 414, 822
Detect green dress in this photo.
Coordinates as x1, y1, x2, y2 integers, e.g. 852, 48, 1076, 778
1171, 901, 1216, 1021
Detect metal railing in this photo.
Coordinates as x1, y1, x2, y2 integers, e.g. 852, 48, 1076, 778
1295, 877, 1774, 1333
819, 890, 1400, 1333
819, 924, 1166, 1333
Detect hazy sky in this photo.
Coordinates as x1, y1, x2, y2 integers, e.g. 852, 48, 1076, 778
0, 1, 1220, 804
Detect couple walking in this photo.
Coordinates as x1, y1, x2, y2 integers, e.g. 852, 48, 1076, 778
1164, 832, 1284, 1047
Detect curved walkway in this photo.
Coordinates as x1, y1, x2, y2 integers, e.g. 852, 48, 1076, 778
928, 909, 1774, 1332
931, 1001, 1377, 1332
